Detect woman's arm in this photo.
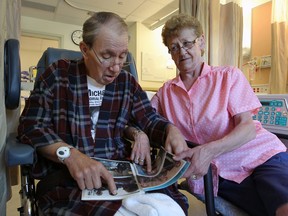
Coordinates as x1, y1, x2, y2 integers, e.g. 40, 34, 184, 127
204, 111, 256, 158
174, 111, 256, 179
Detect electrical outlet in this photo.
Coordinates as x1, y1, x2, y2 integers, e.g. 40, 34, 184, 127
252, 85, 269, 94
260, 55, 271, 68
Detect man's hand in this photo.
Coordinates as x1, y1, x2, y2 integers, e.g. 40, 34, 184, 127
126, 128, 152, 173
130, 130, 152, 172
64, 149, 117, 195
165, 124, 188, 154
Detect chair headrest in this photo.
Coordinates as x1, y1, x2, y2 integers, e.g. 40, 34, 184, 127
4, 39, 21, 110
36, 47, 83, 81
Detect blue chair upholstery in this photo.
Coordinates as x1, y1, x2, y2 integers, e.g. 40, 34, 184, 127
36, 47, 83, 82
4, 39, 21, 110
123, 51, 138, 81
6, 133, 34, 166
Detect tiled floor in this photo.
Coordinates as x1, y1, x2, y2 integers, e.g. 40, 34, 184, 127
6, 184, 21, 216
181, 189, 207, 215
6, 182, 207, 216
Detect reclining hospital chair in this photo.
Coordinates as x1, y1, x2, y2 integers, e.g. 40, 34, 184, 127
5, 46, 138, 216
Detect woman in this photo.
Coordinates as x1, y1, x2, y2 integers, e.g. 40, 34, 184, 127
149, 14, 288, 216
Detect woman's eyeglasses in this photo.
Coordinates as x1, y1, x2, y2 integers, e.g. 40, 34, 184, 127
168, 38, 198, 55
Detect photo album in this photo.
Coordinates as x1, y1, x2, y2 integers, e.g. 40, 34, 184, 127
81, 147, 190, 200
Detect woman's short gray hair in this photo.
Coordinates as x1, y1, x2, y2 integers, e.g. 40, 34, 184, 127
162, 13, 203, 47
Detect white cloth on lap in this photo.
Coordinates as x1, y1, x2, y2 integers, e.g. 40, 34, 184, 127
114, 193, 185, 216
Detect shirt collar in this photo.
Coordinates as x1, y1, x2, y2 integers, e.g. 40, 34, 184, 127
200, 63, 211, 77
171, 62, 210, 85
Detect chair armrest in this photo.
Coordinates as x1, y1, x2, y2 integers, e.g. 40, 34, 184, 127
204, 165, 216, 216
5, 133, 34, 166
185, 141, 216, 216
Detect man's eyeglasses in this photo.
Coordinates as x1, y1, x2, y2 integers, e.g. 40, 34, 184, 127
168, 38, 198, 54
92, 48, 130, 68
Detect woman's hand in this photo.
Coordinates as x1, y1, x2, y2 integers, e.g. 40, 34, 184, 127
174, 111, 257, 180
165, 124, 188, 154
173, 145, 213, 179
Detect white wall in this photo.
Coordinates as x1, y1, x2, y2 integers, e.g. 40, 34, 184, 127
21, 16, 83, 51
132, 22, 176, 90
21, 16, 176, 91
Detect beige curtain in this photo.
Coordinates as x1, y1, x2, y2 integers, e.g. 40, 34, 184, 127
179, 0, 243, 68
219, 2, 243, 67
180, 0, 210, 63
269, 0, 288, 94
0, 0, 21, 214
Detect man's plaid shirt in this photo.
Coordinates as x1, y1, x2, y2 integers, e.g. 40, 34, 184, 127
18, 59, 169, 178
